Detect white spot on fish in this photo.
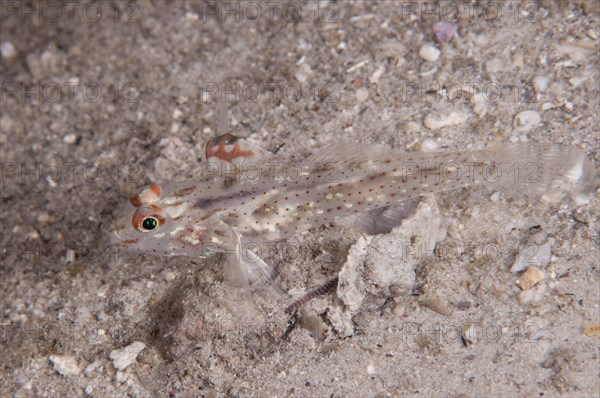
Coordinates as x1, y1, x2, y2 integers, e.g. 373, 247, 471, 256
162, 196, 183, 205
210, 236, 224, 245
182, 235, 200, 245
170, 225, 185, 236
165, 202, 189, 218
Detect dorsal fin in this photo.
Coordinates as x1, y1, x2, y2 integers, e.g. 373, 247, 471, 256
205, 133, 274, 168
303, 141, 399, 167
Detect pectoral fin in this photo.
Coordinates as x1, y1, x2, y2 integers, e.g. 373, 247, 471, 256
336, 198, 421, 235
217, 225, 280, 318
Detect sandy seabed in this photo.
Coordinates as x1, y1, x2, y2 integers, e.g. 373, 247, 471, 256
1, 1, 599, 397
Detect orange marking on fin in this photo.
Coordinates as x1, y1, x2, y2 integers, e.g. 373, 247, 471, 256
129, 193, 143, 207
205, 134, 253, 163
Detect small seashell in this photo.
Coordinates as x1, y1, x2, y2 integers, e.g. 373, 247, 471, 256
419, 43, 440, 62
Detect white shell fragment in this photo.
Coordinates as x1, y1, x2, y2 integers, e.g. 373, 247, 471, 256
514, 110, 542, 132
369, 66, 385, 83
518, 282, 547, 305
332, 197, 449, 336
49, 355, 81, 376
462, 324, 478, 346
355, 87, 369, 102
336, 235, 371, 313
533, 76, 549, 92
424, 110, 469, 129
367, 364, 376, 375
109, 341, 146, 371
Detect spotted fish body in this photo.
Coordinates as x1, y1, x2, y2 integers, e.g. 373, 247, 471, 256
111, 134, 595, 287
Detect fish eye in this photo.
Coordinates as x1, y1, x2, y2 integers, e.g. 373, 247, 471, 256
132, 205, 166, 232
141, 217, 158, 231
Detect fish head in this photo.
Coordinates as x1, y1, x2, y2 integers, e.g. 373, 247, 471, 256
110, 183, 224, 258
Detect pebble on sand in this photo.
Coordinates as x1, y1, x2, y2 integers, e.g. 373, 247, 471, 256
420, 138, 439, 152
485, 58, 504, 74
433, 21, 458, 44
517, 266, 545, 290
63, 133, 78, 144
356, 87, 369, 102
420, 295, 452, 317
419, 43, 440, 62
511, 240, 552, 273
0, 41, 17, 59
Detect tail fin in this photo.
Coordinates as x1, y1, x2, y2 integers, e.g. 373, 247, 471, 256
481, 143, 596, 204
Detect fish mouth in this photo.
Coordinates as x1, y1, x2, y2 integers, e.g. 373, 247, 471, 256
110, 224, 123, 246
109, 223, 142, 253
